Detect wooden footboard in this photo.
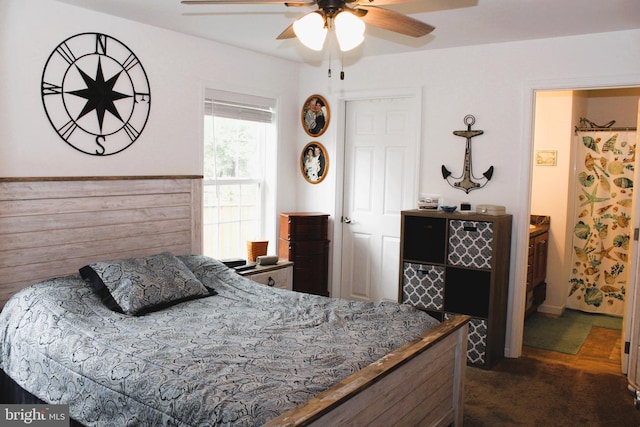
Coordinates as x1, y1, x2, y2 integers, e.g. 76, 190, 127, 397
265, 315, 470, 427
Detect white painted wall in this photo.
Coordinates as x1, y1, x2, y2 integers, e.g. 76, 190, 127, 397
586, 88, 640, 127
0, 0, 299, 194
297, 29, 640, 356
531, 91, 576, 315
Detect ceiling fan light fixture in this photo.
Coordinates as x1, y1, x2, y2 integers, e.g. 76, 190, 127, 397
293, 12, 327, 51
334, 11, 365, 51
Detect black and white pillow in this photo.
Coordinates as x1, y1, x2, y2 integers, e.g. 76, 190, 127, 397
80, 252, 212, 315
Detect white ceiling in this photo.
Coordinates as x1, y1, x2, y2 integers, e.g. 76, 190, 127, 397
54, 0, 640, 63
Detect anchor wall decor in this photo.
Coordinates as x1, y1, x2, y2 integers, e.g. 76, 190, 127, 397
441, 114, 494, 193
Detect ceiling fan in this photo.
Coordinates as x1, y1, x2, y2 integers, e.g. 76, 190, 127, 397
181, 0, 435, 51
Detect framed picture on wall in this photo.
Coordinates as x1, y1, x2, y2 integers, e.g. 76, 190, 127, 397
301, 95, 329, 137
300, 142, 329, 184
536, 150, 557, 166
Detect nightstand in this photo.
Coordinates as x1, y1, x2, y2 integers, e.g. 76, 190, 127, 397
238, 261, 294, 291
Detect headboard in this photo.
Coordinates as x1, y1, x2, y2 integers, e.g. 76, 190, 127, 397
0, 176, 203, 308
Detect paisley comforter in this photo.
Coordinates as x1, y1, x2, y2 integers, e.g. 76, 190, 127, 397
0, 255, 439, 426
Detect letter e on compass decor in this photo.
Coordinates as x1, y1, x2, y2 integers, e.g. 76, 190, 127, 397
41, 33, 151, 156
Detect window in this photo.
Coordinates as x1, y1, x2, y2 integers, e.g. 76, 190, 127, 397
203, 89, 276, 259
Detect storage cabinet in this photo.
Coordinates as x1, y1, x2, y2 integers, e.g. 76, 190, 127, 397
279, 212, 330, 296
526, 230, 549, 317
399, 209, 512, 368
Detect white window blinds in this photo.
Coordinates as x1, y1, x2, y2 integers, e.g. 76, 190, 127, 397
204, 89, 275, 123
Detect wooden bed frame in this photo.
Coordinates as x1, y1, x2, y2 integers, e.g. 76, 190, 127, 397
0, 176, 469, 426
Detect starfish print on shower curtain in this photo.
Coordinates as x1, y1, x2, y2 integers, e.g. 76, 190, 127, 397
579, 184, 610, 216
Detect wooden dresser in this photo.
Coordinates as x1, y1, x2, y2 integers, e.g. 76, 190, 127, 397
279, 212, 330, 296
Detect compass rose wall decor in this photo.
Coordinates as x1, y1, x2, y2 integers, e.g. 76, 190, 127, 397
41, 33, 151, 156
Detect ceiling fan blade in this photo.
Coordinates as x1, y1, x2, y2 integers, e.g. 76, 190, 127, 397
284, 2, 315, 6
276, 23, 297, 39
181, 0, 291, 5
357, 6, 434, 37
353, 0, 415, 5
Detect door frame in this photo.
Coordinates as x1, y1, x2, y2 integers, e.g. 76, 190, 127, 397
511, 73, 640, 361
331, 87, 423, 298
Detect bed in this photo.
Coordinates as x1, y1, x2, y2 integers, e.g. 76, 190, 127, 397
0, 176, 469, 426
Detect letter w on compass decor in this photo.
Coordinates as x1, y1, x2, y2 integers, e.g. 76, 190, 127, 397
441, 115, 494, 194
41, 33, 151, 156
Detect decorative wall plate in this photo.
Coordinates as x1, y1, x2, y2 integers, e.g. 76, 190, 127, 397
41, 33, 151, 156
301, 94, 329, 137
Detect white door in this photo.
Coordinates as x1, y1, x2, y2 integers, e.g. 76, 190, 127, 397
340, 96, 419, 301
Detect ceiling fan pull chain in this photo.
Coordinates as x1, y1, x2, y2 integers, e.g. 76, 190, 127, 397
328, 45, 332, 77
340, 52, 345, 80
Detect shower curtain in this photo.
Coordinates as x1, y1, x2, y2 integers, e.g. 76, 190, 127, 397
567, 129, 637, 316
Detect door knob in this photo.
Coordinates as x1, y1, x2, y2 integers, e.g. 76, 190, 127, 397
342, 216, 352, 224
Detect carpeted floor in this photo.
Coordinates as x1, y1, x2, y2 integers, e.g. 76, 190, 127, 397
464, 356, 640, 427
523, 310, 622, 355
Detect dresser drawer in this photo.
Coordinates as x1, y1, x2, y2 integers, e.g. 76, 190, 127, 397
445, 314, 488, 366
280, 240, 328, 258
246, 267, 293, 291
279, 213, 328, 241
402, 215, 447, 264
402, 262, 445, 311
447, 220, 494, 269
240, 262, 293, 291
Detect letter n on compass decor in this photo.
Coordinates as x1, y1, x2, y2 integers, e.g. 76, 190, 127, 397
41, 33, 151, 156
441, 115, 494, 193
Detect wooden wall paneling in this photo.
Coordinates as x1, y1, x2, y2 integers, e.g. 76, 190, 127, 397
0, 177, 202, 308
190, 178, 203, 254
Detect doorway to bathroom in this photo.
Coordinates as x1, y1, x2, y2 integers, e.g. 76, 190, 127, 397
525, 87, 640, 372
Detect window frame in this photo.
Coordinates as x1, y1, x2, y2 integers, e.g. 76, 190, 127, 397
202, 89, 277, 260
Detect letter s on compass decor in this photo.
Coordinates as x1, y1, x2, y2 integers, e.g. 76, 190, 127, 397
41, 33, 151, 156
